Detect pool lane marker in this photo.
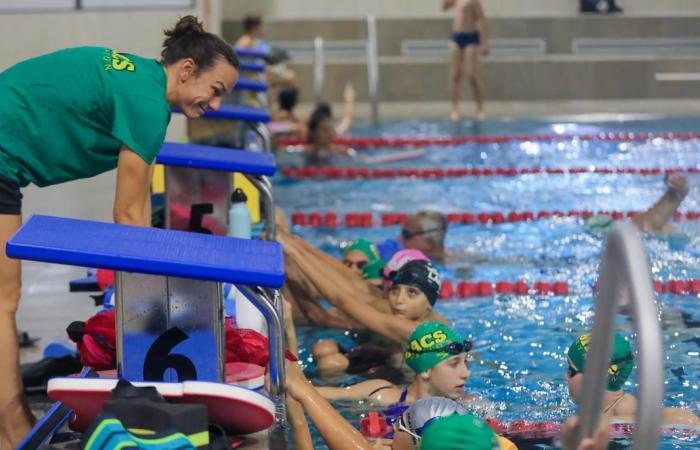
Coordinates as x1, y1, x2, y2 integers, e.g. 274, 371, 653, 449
281, 166, 700, 180
290, 210, 700, 228
440, 279, 700, 299
278, 131, 700, 149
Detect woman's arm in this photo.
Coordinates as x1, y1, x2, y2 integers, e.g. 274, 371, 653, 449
286, 362, 373, 450
113, 146, 152, 226
335, 83, 355, 135
474, 0, 489, 55
442, 0, 456, 11
283, 234, 418, 343
633, 173, 688, 233
316, 379, 393, 401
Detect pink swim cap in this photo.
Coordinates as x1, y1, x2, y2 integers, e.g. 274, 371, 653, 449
382, 249, 429, 287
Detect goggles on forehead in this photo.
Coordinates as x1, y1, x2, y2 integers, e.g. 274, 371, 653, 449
407, 340, 472, 356
567, 353, 633, 378
401, 226, 446, 241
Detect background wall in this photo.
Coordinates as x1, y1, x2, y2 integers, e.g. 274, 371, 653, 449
0, 0, 222, 139
223, 0, 700, 19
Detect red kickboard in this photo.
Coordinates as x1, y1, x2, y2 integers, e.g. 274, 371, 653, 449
48, 378, 274, 435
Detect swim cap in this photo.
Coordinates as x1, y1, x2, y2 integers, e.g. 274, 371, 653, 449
583, 214, 615, 233
391, 260, 441, 306
361, 259, 385, 281
420, 413, 500, 450
567, 333, 634, 391
344, 238, 381, 262
405, 322, 465, 374
406, 397, 468, 435
382, 249, 429, 281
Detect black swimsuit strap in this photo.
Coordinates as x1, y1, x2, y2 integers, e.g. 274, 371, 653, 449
367, 385, 396, 398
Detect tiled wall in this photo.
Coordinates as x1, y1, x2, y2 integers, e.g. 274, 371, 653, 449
223, 0, 700, 19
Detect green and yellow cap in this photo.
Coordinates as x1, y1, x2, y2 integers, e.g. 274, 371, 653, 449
420, 413, 501, 450
344, 238, 381, 262
405, 322, 469, 374
361, 258, 385, 281
567, 333, 634, 391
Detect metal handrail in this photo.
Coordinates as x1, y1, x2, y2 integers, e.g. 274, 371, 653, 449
575, 223, 664, 449
313, 36, 325, 101
254, 122, 272, 154
238, 286, 287, 433
366, 15, 380, 125
244, 174, 276, 241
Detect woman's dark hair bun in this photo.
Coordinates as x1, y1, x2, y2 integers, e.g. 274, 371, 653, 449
161, 15, 239, 71
164, 15, 204, 43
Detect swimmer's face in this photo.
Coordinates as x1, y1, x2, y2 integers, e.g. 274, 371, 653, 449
566, 360, 583, 404
342, 250, 370, 275
389, 284, 431, 320
426, 353, 469, 399
400, 217, 435, 256
170, 58, 239, 119
313, 117, 335, 148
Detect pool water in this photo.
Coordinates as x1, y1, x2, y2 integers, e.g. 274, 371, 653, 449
274, 116, 700, 449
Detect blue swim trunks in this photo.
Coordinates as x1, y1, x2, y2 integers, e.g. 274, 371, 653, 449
451, 31, 480, 49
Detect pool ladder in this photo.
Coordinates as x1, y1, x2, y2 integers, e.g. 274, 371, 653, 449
575, 223, 664, 449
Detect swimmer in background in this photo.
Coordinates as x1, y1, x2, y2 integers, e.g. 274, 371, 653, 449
584, 172, 690, 236
566, 333, 700, 426
304, 83, 356, 166
234, 15, 296, 90
442, 0, 489, 121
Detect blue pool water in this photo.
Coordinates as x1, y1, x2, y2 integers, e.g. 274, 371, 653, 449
274, 116, 700, 449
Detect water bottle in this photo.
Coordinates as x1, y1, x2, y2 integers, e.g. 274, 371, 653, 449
244, 130, 263, 152
228, 188, 251, 239
227, 188, 267, 334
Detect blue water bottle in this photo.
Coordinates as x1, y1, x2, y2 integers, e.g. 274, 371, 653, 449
228, 188, 251, 239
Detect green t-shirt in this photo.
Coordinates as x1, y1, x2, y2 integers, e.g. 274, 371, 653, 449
0, 46, 170, 187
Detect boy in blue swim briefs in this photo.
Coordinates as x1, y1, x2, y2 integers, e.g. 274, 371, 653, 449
442, 0, 489, 121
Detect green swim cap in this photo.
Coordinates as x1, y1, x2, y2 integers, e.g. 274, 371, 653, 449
344, 239, 380, 262
583, 214, 615, 233
405, 322, 466, 374
361, 258, 385, 280
420, 413, 500, 450
567, 333, 634, 391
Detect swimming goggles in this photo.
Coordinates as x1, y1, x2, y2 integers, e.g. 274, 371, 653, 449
342, 259, 368, 270
407, 340, 473, 356
567, 353, 633, 378
401, 226, 446, 241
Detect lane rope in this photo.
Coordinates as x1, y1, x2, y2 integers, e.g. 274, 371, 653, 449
281, 166, 700, 180
278, 132, 700, 149
290, 210, 700, 227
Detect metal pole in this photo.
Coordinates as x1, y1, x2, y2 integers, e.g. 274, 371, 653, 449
313, 37, 325, 101
366, 15, 380, 125
575, 224, 664, 450
254, 123, 272, 153
244, 175, 275, 241
238, 286, 287, 430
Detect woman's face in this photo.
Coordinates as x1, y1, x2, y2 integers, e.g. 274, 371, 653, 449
313, 117, 335, 148
566, 361, 584, 404
388, 284, 432, 320
342, 250, 370, 275
171, 58, 239, 119
426, 353, 470, 399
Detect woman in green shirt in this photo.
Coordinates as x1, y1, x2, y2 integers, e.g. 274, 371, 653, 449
0, 16, 239, 447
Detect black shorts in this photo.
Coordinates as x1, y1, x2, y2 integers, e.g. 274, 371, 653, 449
0, 177, 22, 215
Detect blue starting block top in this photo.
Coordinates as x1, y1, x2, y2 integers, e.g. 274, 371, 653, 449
235, 77, 267, 92
239, 61, 266, 73
173, 104, 270, 123
234, 47, 267, 59
7, 215, 284, 288
156, 142, 276, 176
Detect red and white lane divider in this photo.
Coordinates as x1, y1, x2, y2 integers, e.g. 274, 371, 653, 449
278, 132, 700, 149
440, 278, 700, 299
290, 210, 700, 228
281, 165, 700, 180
